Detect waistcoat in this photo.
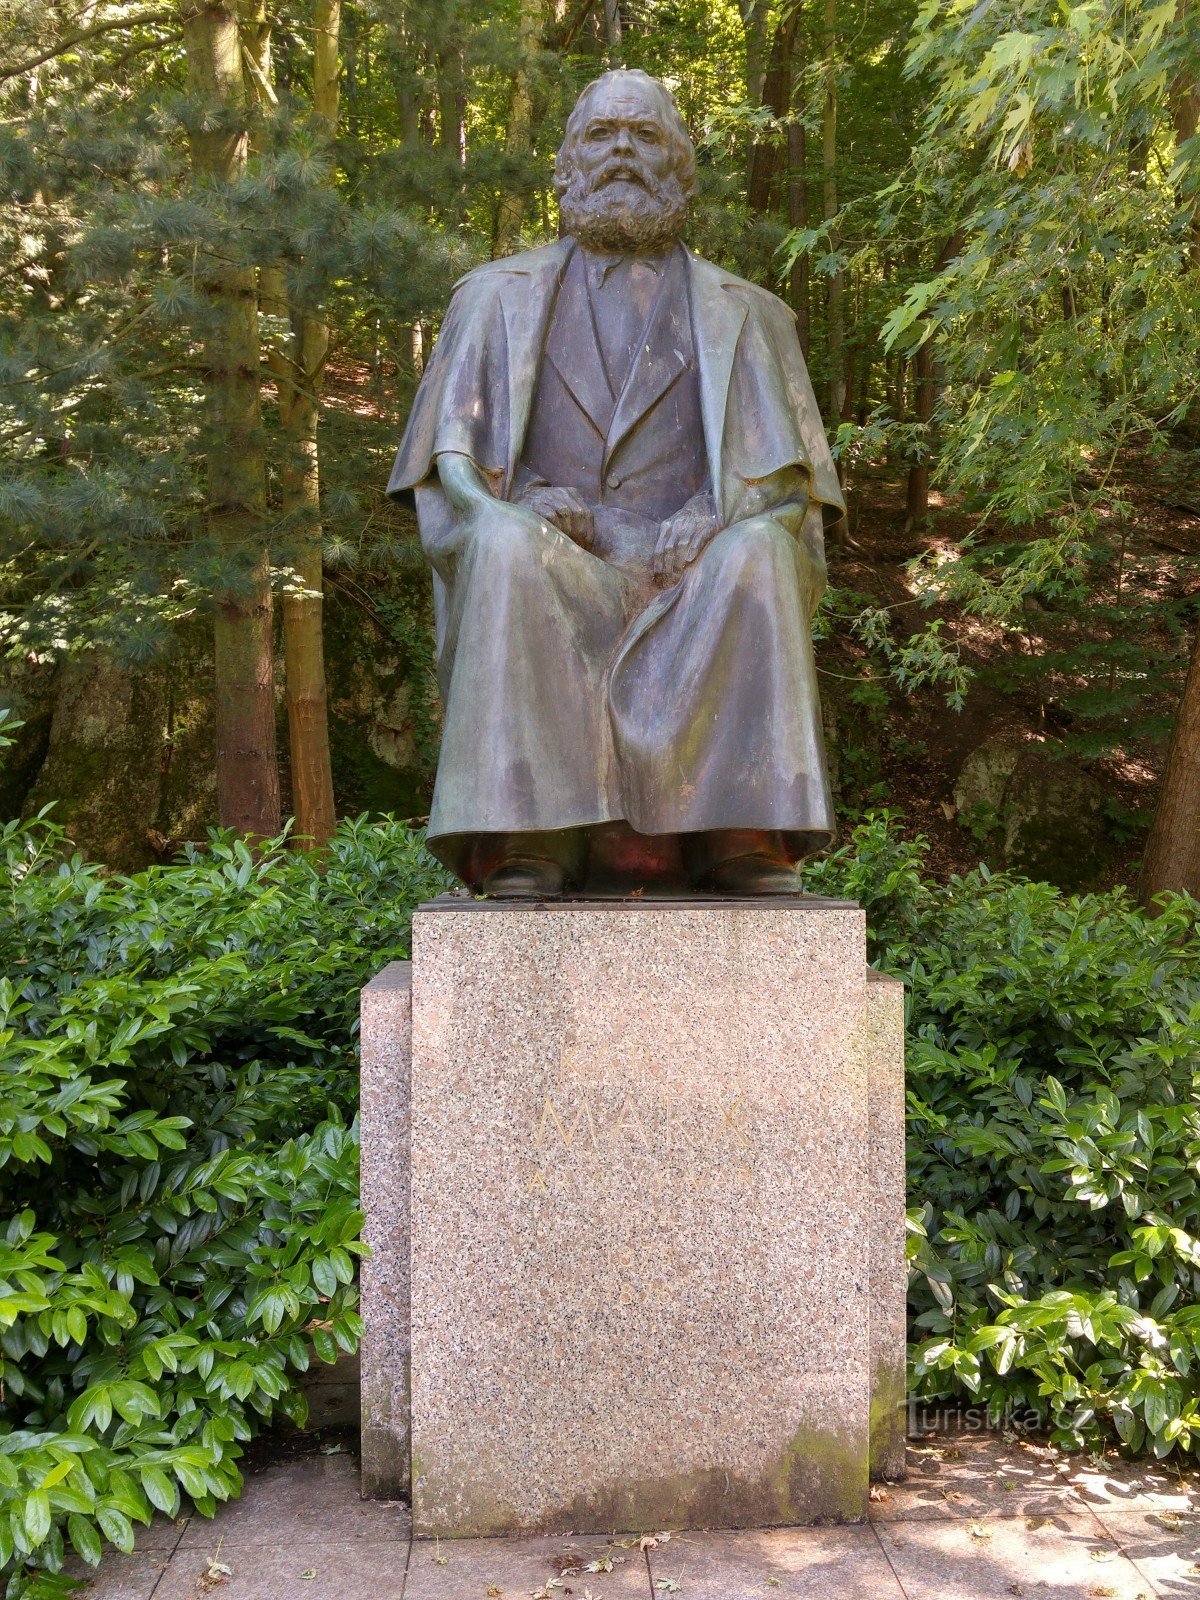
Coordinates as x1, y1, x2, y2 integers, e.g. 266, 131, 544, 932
519, 243, 709, 527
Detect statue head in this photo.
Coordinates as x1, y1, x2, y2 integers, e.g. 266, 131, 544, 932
554, 69, 697, 255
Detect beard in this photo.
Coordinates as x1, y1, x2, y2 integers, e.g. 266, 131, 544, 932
558, 161, 690, 254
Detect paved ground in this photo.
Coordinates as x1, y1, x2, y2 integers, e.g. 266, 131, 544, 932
73, 1423, 1200, 1600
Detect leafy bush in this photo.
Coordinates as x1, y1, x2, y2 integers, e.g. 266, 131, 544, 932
0, 814, 450, 1596
812, 820, 1200, 1461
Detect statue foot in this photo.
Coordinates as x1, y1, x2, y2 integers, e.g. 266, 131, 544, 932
706, 854, 800, 896
481, 855, 566, 899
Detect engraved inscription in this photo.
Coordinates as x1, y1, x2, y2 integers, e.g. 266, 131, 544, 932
524, 1049, 756, 1200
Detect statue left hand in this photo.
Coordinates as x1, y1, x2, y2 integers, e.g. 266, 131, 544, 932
652, 493, 722, 587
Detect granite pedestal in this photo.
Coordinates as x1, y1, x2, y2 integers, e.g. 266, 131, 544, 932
360, 897, 906, 1535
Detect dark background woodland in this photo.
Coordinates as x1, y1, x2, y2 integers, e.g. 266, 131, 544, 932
2, 0, 1199, 901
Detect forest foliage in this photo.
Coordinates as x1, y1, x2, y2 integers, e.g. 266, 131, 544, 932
0, 803, 449, 1597
0, 0, 1198, 890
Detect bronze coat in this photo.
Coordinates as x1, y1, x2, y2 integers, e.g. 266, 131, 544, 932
387, 238, 846, 878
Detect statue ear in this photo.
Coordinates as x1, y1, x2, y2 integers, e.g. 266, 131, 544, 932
553, 137, 575, 199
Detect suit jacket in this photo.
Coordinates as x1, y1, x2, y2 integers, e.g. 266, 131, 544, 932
388, 237, 845, 651
517, 243, 710, 528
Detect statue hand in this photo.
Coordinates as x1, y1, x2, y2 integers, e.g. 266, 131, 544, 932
516, 485, 595, 551
652, 493, 721, 586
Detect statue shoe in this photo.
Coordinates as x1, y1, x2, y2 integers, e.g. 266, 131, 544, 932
706, 853, 800, 897
482, 855, 567, 899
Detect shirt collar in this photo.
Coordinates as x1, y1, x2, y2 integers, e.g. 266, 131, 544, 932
581, 246, 672, 289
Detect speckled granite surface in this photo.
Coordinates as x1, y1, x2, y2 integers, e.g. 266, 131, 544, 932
357, 900, 905, 1537
359, 961, 413, 1497
862, 972, 908, 1483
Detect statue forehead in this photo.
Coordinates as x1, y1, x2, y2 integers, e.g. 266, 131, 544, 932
581, 79, 665, 124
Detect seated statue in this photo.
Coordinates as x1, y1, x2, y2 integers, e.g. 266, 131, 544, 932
387, 68, 844, 898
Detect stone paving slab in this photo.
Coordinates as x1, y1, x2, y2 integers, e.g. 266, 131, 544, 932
873, 1433, 1083, 1521
406, 1534, 651, 1599
874, 1513, 1154, 1600
176, 1454, 409, 1551
1056, 1452, 1200, 1515
1096, 1510, 1200, 1598
121, 1516, 189, 1553
155, 1543, 411, 1600
69, 1428, 1200, 1599
68, 1551, 171, 1600
643, 1526, 899, 1598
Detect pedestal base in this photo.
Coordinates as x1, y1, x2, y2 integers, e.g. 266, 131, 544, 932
360, 897, 906, 1533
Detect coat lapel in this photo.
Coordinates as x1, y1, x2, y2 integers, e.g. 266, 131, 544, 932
498, 238, 573, 491
605, 249, 692, 459
687, 251, 749, 521
545, 249, 616, 439
494, 242, 750, 508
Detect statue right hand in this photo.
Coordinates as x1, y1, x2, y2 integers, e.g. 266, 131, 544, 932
516, 485, 595, 551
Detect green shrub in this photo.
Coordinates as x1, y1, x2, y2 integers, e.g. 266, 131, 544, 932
812, 820, 1200, 1460
0, 815, 451, 1596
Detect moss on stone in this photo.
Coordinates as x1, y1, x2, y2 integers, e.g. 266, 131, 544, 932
411, 1423, 870, 1537
770, 1421, 870, 1524
869, 1356, 908, 1482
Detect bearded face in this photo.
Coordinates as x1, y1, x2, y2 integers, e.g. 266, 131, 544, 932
555, 78, 694, 255
558, 157, 691, 255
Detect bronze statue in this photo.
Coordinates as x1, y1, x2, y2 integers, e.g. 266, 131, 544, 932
388, 69, 844, 898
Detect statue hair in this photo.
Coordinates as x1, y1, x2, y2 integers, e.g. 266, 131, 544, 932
554, 70, 698, 200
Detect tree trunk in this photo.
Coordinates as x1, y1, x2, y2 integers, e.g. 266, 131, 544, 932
494, 0, 542, 255
180, 0, 280, 838
1139, 0, 1200, 903
437, 48, 466, 163
856, 352, 872, 424
904, 333, 934, 528
279, 313, 337, 849
821, 0, 844, 422
1173, 0, 1200, 268
602, 0, 621, 60
240, 0, 338, 847
747, 9, 798, 215
740, 0, 769, 108
904, 231, 963, 528
1139, 626, 1200, 906
279, 0, 339, 848
786, 6, 810, 358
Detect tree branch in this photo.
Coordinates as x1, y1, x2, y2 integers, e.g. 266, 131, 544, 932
550, 0, 597, 52
0, 8, 176, 86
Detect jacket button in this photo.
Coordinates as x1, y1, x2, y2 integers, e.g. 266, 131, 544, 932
606, 471, 621, 489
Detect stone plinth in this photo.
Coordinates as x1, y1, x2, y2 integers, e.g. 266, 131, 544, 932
360, 897, 906, 1534
359, 962, 412, 1498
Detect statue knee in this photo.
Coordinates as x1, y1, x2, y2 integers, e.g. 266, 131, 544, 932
718, 515, 796, 573
464, 508, 552, 572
